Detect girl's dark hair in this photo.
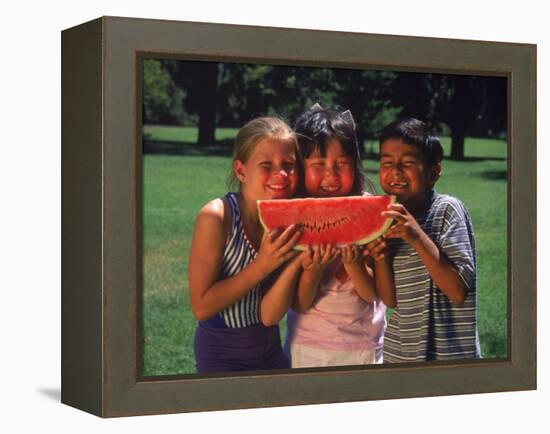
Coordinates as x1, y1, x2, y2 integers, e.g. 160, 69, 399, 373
294, 107, 374, 195
379, 118, 443, 168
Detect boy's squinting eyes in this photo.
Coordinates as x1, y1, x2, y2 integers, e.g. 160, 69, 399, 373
378, 139, 440, 210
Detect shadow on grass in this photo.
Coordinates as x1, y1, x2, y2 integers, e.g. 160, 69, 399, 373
479, 170, 508, 181
145, 141, 508, 163
364, 150, 506, 163
453, 156, 507, 162
144, 139, 234, 157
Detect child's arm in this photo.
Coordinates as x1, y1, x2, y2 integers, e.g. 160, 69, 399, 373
382, 203, 467, 305
292, 245, 337, 313
341, 246, 378, 303
259, 252, 306, 326
365, 238, 397, 308
188, 199, 301, 321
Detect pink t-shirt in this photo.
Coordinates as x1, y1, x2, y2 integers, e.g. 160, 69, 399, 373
286, 259, 386, 352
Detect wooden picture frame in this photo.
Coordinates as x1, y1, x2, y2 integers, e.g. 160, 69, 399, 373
61, 16, 536, 417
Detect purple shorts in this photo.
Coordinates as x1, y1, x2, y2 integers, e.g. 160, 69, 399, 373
194, 322, 289, 374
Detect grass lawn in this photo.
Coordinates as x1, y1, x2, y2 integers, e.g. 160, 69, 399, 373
144, 124, 240, 143
142, 126, 508, 375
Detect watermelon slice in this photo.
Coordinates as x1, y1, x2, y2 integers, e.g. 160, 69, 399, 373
257, 195, 396, 250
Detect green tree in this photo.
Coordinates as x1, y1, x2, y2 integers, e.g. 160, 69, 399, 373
142, 59, 184, 124
392, 72, 506, 159
216, 63, 272, 126
216, 63, 338, 126
332, 69, 398, 154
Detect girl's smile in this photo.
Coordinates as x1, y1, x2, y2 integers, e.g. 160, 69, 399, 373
265, 182, 292, 194
234, 137, 298, 200
304, 139, 355, 197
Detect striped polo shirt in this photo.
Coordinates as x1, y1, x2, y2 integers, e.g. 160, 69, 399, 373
383, 191, 481, 362
201, 192, 263, 329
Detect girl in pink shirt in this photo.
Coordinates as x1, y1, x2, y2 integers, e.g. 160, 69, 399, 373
285, 105, 393, 368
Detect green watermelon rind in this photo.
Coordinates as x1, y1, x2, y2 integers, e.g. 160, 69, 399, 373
351, 194, 397, 247
257, 195, 396, 251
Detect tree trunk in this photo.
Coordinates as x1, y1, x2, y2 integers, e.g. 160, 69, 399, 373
197, 63, 218, 145
450, 132, 466, 160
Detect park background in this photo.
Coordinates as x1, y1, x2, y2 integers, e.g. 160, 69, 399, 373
141, 59, 508, 376
2, 1, 546, 433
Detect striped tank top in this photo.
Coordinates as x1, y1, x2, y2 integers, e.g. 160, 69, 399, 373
201, 192, 263, 328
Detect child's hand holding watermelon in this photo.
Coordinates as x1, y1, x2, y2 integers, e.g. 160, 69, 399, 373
255, 225, 302, 277
301, 244, 339, 274
340, 245, 363, 265
382, 203, 424, 245
364, 238, 388, 262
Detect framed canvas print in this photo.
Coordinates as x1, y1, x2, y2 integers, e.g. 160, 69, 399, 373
61, 16, 536, 417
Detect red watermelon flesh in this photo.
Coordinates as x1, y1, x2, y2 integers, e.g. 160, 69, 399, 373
257, 195, 396, 250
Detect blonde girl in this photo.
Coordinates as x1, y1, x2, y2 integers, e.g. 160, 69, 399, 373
189, 117, 302, 373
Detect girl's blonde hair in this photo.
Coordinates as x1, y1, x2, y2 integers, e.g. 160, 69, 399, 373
227, 117, 300, 190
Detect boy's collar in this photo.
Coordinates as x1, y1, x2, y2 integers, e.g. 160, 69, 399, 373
410, 189, 436, 218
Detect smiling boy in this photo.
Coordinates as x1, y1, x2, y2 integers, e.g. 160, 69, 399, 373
377, 118, 481, 362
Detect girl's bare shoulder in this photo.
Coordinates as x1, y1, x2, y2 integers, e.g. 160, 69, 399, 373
195, 196, 232, 239
198, 197, 226, 218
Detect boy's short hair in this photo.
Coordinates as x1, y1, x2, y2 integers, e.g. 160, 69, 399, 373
379, 118, 443, 168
